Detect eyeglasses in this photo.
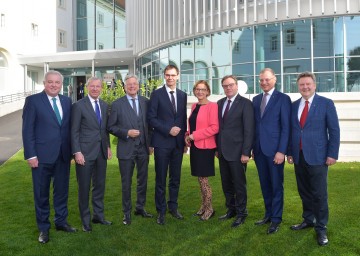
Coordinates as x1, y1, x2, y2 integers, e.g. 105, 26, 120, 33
222, 83, 236, 89
165, 74, 177, 78
259, 77, 274, 83
195, 88, 208, 92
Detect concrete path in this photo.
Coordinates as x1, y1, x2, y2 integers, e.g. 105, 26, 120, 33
0, 110, 23, 165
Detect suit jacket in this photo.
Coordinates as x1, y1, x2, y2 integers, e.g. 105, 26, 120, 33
71, 96, 109, 161
148, 85, 187, 149
217, 94, 255, 161
187, 102, 219, 149
288, 93, 340, 165
108, 95, 151, 159
22, 91, 72, 164
252, 89, 291, 157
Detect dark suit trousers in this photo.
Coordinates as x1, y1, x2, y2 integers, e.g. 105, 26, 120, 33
154, 147, 183, 214
254, 150, 284, 223
31, 154, 70, 232
295, 151, 329, 232
219, 155, 248, 217
76, 152, 107, 225
118, 144, 149, 215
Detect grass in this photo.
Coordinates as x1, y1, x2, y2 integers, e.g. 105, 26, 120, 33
0, 148, 359, 256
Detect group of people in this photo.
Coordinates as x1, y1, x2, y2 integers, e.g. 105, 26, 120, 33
22, 65, 340, 247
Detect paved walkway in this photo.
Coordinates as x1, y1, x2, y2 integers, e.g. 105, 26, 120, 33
0, 110, 23, 165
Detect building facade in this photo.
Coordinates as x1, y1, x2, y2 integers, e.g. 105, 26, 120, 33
0, 0, 359, 160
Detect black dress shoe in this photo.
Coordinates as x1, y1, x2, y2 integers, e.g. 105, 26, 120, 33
317, 232, 329, 246
267, 222, 280, 234
134, 209, 153, 218
218, 211, 236, 221
290, 221, 315, 230
231, 216, 246, 228
169, 210, 184, 220
255, 217, 271, 225
82, 225, 92, 232
38, 231, 49, 244
92, 219, 112, 225
157, 213, 165, 225
55, 223, 77, 232
123, 214, 131, 225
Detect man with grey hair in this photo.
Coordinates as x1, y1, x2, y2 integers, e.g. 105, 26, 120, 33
71, 77, 113, 232
108, 74, 153, 225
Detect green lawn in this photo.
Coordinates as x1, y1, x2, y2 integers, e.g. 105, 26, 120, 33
0, 149, 359, 256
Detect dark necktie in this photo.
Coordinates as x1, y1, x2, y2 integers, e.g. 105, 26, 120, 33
95, 100, 101, 126
223, 99, 231, 120
170, 91, 176, 114
52, 97, 62, 125
299, 100, 309, 149
260, 92, 268, 117
131, 98, 138, 116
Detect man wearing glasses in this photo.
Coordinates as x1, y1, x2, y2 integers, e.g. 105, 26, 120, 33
148, 65, 188, 225
252, 68, 291, 234
216, 75, 255, 228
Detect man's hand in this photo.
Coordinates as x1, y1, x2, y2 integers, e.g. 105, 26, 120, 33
169, 126, 181, 136
274, 152, 285, 165
75, 152, 85, 166
128, 129, 140, 138
241, 155, 249, 164
326, 157, 337, 166
107, 147, 112, 160
28, 158, 39, 168
287, 156, 294, 164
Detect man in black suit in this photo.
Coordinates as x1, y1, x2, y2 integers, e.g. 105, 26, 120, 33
22, 70, 76, 244
148, 65, 187, 225
217, 75, 255, 228
71, 77, 112, 232
108, 74, 153, 225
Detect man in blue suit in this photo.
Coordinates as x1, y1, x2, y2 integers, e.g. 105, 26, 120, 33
252, 68, 291, 234
22, 70, 76, 244
287, 71, 340, 246
148, 65, 187, 225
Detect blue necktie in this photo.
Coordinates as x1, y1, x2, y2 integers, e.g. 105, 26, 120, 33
95, 100, 101, 125
52, 98, 62, 125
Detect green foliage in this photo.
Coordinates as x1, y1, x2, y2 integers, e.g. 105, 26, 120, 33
1, 150, 359, 256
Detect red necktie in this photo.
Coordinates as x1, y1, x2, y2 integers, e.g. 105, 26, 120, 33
299, 100, 309, 149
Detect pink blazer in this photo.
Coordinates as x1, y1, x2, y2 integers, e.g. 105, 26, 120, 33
187, 101, 219, 149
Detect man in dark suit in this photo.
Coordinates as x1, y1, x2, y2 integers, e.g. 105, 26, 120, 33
287, 71, 340, 246
148, 65, 187, 225
71, 77, 112, 232
108, 74, 153, 225
252, 68, 291, 234
22, 70, 76, 244
217, 75, 255, 228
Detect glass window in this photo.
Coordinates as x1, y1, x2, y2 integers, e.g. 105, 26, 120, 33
314, 58, 335, 72
345, 16, 360, 56
195, 36, 211, 67
283, 59, 311, 73
58, 0, 66, 8
169, 43, 181, 68
316, 73, 344, 92
313, 18, 342, 58
256, 61, 281, 75
233, 63, 254, 77
97, 12, 104, 26
212, 32, 231, 67
58, 30, 66, 47
98, 43, 104, 50
283, 74, 299, 93
160, 48, 169, 59
347, 56, 360, 91
270, 35, 278, 52
194, 68, 209, 81
255, 24, 280, 62
283, 20, 311, 59
181, 40, 194, 72
232, 28, 253, 64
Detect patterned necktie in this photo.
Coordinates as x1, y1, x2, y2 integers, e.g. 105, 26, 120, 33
170, 91, 176, 114
223, 99, 231, 120
95, 100, 101, 126
131, 98, 138, 116
52, 97, 62, 125
299, 100, 309, 149
260, 92, 268, 117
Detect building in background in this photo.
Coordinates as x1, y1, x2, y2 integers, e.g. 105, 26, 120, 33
0, 0, 359, 160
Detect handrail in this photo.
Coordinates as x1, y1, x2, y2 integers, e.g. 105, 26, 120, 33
0, 91, 40, 104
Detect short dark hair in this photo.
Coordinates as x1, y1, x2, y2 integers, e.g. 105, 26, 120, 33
163, 64, 179, 75
221, 75, 237, 85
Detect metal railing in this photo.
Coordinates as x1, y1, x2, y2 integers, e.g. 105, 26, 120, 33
0, 91, 39, 104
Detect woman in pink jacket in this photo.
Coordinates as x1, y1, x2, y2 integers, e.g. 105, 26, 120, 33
185, 80, 219, 220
